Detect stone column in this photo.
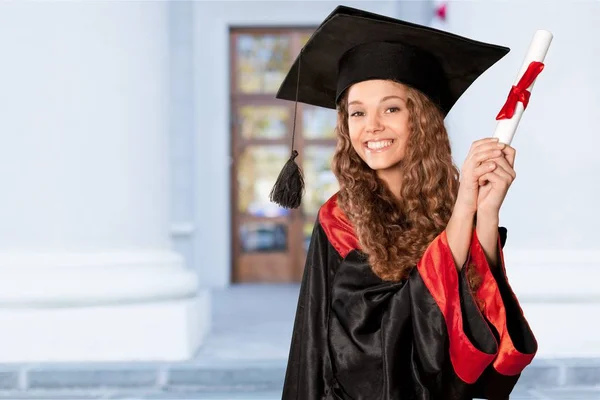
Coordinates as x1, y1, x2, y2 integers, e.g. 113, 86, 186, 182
0, 1, 209, 362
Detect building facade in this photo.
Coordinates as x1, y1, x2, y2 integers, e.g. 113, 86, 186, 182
0, 0, 598, 363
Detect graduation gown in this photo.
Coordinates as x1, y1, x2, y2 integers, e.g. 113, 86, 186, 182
282, 193, 537, 400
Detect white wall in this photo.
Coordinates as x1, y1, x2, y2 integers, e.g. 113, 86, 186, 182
192, 1, 400, 287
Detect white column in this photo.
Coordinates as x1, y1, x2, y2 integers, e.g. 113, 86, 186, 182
442, 1, 600, 358
0, 2, 210, 362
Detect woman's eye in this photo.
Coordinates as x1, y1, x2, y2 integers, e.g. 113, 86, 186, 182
386, 107, 400, 113
350, 111, 364, 117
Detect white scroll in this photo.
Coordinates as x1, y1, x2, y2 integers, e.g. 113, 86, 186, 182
493, 30, 553, 145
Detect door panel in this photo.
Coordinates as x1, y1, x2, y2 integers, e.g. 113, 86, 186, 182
230, 29, 338, 283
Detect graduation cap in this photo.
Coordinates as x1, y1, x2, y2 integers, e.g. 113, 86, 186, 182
269, 5, 510, 209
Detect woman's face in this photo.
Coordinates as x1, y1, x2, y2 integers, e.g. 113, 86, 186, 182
346, 80, 410, 172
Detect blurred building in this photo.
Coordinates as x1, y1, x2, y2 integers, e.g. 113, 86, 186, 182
0, 0, 599, 365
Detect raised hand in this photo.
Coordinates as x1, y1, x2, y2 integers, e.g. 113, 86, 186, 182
477, 143, 516, 217
455, 137, 506, 215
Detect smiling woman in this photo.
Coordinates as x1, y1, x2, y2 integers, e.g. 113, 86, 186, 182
272, 5, 538, 399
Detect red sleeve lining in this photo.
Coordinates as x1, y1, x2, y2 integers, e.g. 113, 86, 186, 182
470, 230, 536, 376
417, 231, 497, 384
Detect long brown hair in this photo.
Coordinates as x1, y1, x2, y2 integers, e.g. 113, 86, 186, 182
331, 82, 460, 282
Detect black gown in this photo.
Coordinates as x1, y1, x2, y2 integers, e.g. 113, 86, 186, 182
281, 193, 537, 400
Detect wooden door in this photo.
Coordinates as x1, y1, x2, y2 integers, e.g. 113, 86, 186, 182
230, 28, 338, 283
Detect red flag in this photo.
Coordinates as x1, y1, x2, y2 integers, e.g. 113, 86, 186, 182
435, 2, 447, 21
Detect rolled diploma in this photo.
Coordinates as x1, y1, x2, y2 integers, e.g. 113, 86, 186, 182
493, 30, 553, 145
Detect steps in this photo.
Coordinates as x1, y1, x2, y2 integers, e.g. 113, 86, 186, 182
0, 358, 598, 399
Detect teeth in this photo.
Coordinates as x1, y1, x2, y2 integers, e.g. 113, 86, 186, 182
367, 140, 393, 150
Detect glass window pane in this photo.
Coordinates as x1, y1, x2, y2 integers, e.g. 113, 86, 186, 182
240, 222, 287, 253
236, 34, 291, 94
302, 145, 339, 216
238, 145, 290, 217
303, 105, 337, 139
238, 106, 289, 139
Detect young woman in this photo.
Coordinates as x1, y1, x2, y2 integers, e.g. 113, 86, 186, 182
271, 6, 537, 399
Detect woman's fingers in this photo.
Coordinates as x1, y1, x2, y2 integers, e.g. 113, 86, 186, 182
479, 170, 501, 186
467, 138, 499, 159
463, 138, 517, 187
490, 155, 516, 179
470, 138, 500, 152
468, 139, 505, 161
478, 163, 514, 186
470, 137, 498, 148
473, 160, 497, 180
502, 145, 516, 167
472, 148, 505, 164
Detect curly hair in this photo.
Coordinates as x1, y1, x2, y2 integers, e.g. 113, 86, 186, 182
332, 82, 464, 282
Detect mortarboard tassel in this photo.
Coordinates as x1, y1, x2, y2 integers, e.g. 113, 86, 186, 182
269, 51, 304, 209
269, 149, 304, 209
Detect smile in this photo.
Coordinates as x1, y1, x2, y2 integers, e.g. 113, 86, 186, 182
364, 139, 394, 152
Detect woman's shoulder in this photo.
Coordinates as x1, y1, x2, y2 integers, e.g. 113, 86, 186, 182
317, 192, 361, 259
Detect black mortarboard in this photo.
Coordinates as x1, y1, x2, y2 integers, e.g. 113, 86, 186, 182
269, 5, 510, 209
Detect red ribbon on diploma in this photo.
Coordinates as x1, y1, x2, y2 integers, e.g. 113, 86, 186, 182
496, 61, 545, 120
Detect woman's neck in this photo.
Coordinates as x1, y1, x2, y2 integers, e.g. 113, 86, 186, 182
376, 164, 404, 201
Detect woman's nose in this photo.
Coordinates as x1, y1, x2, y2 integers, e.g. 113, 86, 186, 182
365, 113, 383, 133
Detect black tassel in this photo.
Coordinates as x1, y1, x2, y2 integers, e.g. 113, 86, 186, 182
269, 48, 304, 209
269, 150, 304, 209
